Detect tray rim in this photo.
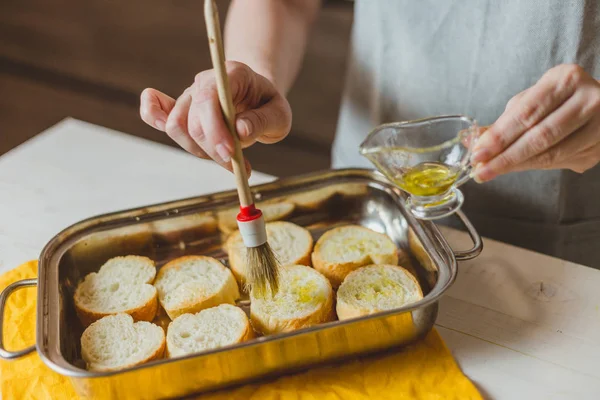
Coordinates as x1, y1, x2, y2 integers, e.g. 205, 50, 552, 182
36, 168, 458, 378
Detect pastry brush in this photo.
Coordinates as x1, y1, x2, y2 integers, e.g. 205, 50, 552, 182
204, 0, 279, 296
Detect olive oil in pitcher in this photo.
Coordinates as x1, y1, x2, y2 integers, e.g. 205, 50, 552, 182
393, 162, 459, 197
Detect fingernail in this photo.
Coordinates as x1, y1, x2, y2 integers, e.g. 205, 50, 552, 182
236, 118, 251, 138
471, 148, 491, 164
215, 143, 231, 163
473, 163, 496, 183
155, 119, 166, 131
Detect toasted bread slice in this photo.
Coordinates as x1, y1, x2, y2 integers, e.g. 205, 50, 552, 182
217, 201, 295, 234
166, 304, 254, 358
74, 256, 158, 327
81, 314, 165, 372
312, 225, 400, 288
336, 264, 423, 320
225, 221, 313, 285
250, 265, 334, 334
154, 256, 240, 320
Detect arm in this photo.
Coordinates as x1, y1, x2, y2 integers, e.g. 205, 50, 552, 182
225, 0, 322, 94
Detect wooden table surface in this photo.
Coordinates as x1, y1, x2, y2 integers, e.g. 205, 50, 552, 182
1, 119, 599, 399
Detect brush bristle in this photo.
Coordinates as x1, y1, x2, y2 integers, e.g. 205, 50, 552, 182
245, 242, 280, 298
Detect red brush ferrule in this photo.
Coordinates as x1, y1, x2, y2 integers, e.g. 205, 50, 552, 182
237, 204, 263, 222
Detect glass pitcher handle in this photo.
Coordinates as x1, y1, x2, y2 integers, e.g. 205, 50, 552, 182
454, 124, 487, 187
454, 164, 474, 187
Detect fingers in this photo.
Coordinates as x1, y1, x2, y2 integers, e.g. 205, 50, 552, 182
140, 62, 286, 174
186, 79, 254, 174
164, 91, 209, 158
140, 88, 176, 131
188, 80, 236, 169
508, 118, 600, 174
474, 90, 592, 181
235, 93, 292, 145
163, 88, 253, 174
510, 139, 600, 174
472, 65, 580, 165
504, 89, 528, 112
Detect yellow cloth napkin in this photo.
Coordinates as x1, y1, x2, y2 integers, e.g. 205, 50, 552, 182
1, 261, 482, 400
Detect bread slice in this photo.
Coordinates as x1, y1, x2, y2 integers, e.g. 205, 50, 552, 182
250, 264, 334, 334
289, 183, 369, 211
74, 256, 158, 327
152, 212, 218, 238
225, 221, 313, 285
287, 187, 339, 211
154, 256, 240, 320
312, 225, 400, 288
166, 304, 254, 358
336, 264, 423, 320
69, 225, 152, 269
81, 314, 165, 372
408, 228, 436, 273
217, 201, 295, 234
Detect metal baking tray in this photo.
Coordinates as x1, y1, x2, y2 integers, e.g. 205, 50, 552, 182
0, 168, 482, 399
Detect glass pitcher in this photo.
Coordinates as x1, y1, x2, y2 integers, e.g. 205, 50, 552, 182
359, 115, 479, 220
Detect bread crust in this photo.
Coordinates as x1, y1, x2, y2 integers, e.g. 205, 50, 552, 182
82, 315, 166, 372
250, 265, 334, 335
74, 256, 158, 327
288, 183, 369, 211
154, 255, 240, 320
251, 292, 334, 334
75, 291, 158, 328
336, 264, 423, 321
166, 305, 254, 358
312, 225, 401, 288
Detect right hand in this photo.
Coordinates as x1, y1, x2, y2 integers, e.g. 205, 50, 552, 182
140, 61, 292, 173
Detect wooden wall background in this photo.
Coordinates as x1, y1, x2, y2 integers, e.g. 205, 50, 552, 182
0, 0, 353, 176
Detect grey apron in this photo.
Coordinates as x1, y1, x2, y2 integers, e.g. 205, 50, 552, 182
332, 0, 600, 268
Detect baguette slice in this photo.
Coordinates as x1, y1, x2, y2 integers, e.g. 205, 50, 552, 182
287, 187, 339, 211
336, 264, 423, 320
289, 183, 368, 211
225, 221, 313, 285
154, 256, 240, 320
152, 212, 218, 239
217, 201, 295, 234
166, 304, 254, 358
250, 264, 334, 334
81, 314, 165, 372
312, 225, 400, 288
74, 256, 158, 327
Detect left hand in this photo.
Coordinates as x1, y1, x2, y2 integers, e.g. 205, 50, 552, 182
472, 64, 600, 182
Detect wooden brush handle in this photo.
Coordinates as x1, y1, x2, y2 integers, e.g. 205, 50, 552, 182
204, 0, 253, 207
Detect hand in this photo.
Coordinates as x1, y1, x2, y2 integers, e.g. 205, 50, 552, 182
472, 64, 600, 182
140, 61, 292, 173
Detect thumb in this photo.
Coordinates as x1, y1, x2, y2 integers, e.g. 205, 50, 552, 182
235, 95, 291, 145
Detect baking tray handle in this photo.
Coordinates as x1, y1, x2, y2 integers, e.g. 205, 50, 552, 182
0, 278, 37, 360
451, 210, 483, 261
